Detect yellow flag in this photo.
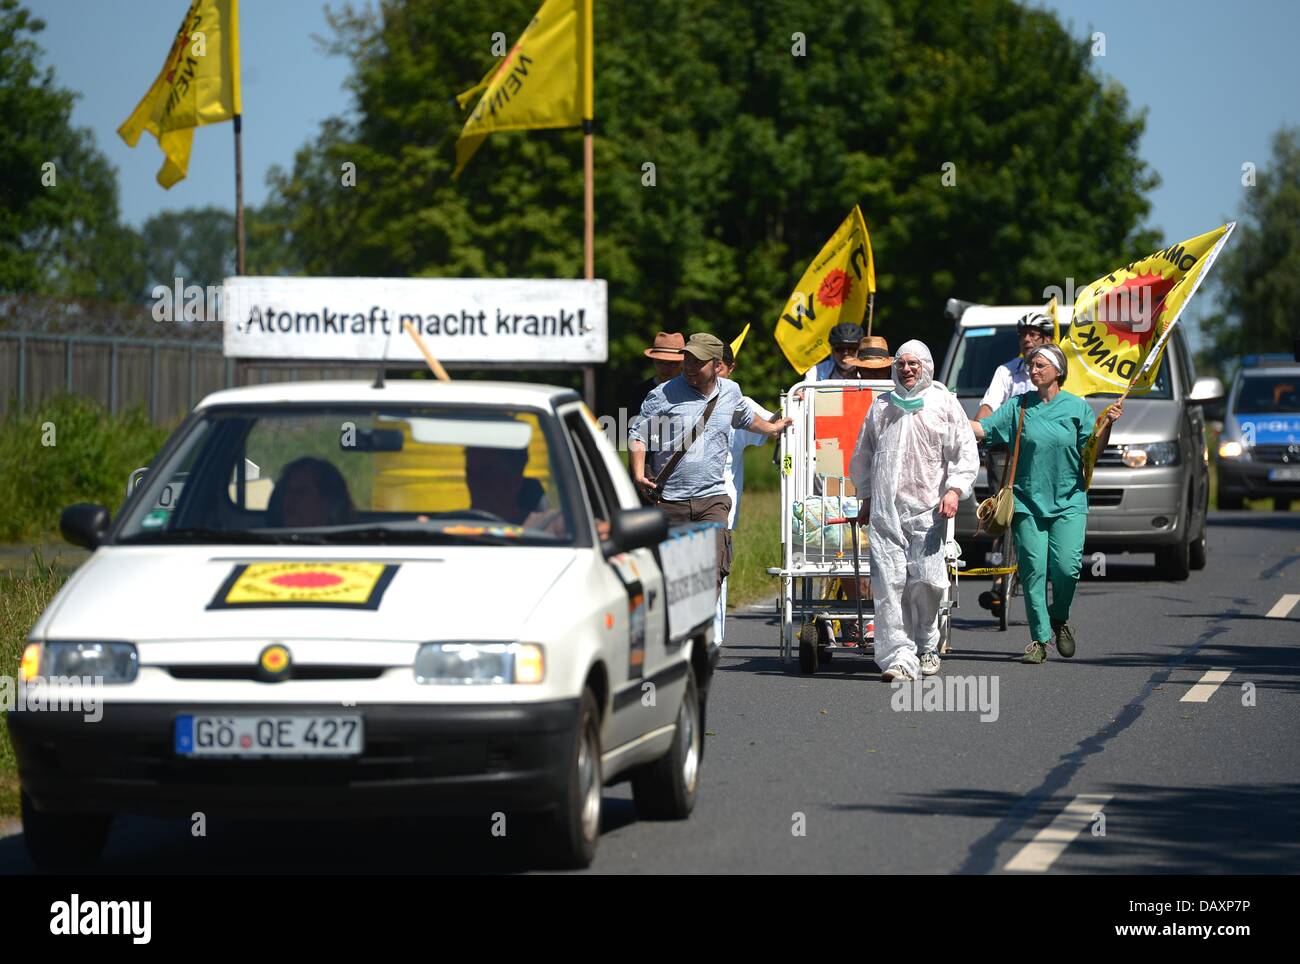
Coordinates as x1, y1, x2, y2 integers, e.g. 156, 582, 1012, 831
118, 0, 241, 189
454, 0, 592, 178
774, 206, 876, 374
730, 323, 752, 359
1067, 223, 1236, 488
1062, 222, 1235, 398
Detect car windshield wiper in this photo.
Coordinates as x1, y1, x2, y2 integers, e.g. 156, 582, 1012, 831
117, 527, 286, 545
314, 524, 519, 545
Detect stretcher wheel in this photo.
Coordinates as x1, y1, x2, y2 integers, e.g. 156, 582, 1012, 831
798, 622, 819, 674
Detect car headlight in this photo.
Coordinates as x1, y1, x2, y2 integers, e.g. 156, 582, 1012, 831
1121, 441, 1180, 468
414, 642, 545, 685
1218, 440, 1244, 459
40, 642, 139, 683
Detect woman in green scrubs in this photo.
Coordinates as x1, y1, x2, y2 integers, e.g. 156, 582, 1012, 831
970, 344, 1122, 663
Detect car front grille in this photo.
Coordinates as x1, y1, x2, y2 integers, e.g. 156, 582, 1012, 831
1088, 488, 1124, 508
163, 665, 388, 681
1251, 444, 1300, 465
1094, 445, 1125, 467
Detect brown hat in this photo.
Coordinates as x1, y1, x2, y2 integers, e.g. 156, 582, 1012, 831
644, 331, 686, 360
681, 332, 725, 362
850, 335, 894, 369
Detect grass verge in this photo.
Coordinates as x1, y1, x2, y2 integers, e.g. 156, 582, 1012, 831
1, 550, 72, 818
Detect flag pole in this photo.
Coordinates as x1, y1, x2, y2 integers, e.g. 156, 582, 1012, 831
234, 114, 246, 274
580, 0, 595, 408
866, 292, 875, 337
231, 1, 245, 275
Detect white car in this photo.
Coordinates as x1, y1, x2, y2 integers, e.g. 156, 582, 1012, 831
11, 380, 719, 870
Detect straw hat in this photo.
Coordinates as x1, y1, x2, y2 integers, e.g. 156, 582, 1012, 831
850, 335, 894, 369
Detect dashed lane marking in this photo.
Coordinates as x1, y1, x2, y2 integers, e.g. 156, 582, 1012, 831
1180, 668, 1233, 703
1004, 793, 1113, 872
1265, 594, 1300, 619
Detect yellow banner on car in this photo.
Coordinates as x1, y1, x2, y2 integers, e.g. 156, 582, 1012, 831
454, 0, 591, 178
209, 562, 397, 610
774, 206, 876, 374
117, 0, 242, 188
1061, 222, 1236, 398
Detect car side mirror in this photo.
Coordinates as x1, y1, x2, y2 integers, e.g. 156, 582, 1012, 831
61, 503, 111, 550
604, 507, 668, 556
1189, 376, 1225, 420
1188, 376, 1224, 403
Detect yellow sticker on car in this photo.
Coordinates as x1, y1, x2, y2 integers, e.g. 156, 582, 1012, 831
208, 562, 399, 610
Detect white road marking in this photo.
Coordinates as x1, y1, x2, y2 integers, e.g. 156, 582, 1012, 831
1181, 668, 1233, 703
1266, 594, 1300, 619
1004, 793, 1113, 872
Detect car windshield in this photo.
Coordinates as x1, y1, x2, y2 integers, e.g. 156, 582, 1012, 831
116, 405, 576, 545
946, 325, 1172, 399
1235, 374, 1300, 414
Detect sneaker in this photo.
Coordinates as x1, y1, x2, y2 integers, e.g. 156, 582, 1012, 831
1022, 641, 1047, 664
881, 664, 915, 682
1054, 622, 1076, 659
920, 652, 941, 676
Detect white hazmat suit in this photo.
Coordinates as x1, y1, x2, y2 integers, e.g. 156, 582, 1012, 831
849, 340, 978, 676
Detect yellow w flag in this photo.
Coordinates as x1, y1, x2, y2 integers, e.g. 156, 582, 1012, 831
1064, 222, 1236, 486
774, 206, 876, 374
118, 0, 241, 188
454, 0, 592, 179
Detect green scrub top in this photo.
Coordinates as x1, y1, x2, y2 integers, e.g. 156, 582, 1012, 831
979, 390, 1094, 518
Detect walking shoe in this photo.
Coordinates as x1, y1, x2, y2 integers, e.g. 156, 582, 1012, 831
1053, 621, 1076, 659
881, 664, 915, 682
919, 652, 941, 676
1022, 641, 1047, 664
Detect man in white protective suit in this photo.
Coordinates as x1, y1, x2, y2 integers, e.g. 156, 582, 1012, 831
849, 340, 978, 681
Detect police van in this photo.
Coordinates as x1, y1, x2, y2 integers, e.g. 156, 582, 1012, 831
1215, 356, 1300, 510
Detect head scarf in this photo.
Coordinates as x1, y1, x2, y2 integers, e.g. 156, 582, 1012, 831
889, 339, 934, 412
1025, 344, 1068, 386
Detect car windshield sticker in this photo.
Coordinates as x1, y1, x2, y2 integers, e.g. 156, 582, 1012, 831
141, 509, 169, 529
964, 327, 996, 337
208, 562, 399, 610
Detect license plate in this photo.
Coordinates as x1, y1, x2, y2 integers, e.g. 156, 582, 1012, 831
174, 714, 363, 758
1268, 467, 1300, 481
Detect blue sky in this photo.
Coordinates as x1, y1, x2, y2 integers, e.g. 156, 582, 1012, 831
24, 0, 1300, 339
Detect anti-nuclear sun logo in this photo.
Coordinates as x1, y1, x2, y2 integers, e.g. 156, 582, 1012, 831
817, 268, 853, 308
1092, 272, 1177, 349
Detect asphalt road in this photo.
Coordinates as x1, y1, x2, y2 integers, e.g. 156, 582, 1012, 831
3, 511, 1299, 874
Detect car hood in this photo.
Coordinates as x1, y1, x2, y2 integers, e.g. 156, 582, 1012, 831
37, 544, 577, 642
1230, 413, 1300, 445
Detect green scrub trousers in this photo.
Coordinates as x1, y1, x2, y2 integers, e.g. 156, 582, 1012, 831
1012, 510, 1087, 644
979, 390, 1097, 645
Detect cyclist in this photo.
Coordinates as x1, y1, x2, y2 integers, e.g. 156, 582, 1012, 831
976, 311, 1055, 420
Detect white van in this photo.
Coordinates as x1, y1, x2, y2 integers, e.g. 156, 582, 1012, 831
938, 300, 1223, 578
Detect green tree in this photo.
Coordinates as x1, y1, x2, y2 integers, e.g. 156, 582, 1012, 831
0, 0, 145, 302
1200, 127, 1300, 369
137, 206, 236, 292
262, 0, 1159, 411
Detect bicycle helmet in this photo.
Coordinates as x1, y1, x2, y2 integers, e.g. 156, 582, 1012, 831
1016, 311, 1054, 336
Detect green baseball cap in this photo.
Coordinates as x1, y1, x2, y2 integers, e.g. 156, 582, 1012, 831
681, 333, 725, 361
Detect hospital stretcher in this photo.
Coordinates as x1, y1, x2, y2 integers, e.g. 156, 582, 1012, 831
767, 379, 964, 672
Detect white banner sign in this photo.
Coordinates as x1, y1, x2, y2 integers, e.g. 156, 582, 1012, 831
660, 524, 720, 641
222, 276, 607, 364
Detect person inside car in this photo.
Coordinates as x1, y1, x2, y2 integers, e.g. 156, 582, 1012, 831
267, 457, 357, 528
